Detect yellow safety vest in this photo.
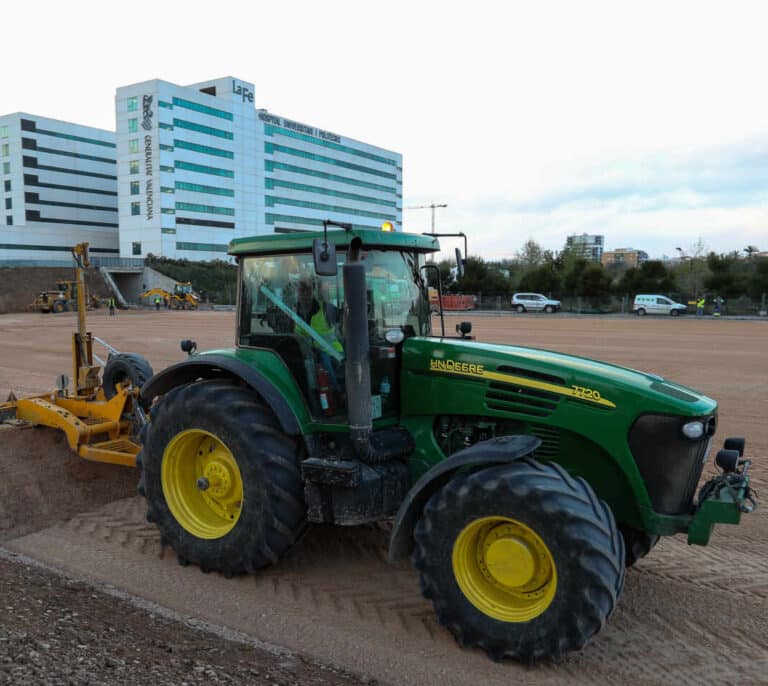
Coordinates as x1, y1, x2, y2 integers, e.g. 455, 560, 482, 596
298, 301, 344, 354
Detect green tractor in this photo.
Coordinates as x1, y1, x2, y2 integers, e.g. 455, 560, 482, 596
137, 223, 755, 663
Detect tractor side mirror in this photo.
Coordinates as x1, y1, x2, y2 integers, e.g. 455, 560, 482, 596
455, 247, 465, 279
313, 239, 337, 276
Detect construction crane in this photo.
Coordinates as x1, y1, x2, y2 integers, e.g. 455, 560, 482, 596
405, 202, 447, 233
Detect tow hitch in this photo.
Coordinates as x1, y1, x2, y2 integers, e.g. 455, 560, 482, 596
688, 437, 757, 545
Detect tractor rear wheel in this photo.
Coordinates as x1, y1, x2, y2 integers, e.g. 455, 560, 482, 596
52, 300, 67, 314
138, 380, 305, 576
412, 459, 625, 664
102, 353, 154, 399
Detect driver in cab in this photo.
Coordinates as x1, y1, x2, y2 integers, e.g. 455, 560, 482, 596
295, 278, 344, 386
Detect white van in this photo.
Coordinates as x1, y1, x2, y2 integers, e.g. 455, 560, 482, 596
633, 294, 687, 316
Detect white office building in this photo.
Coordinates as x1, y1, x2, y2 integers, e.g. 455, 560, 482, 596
566, 233, 604, 262
116, 76, 402, 261
0, 114, 119, 264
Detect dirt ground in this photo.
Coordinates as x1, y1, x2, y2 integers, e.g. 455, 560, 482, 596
0, 309, 766, 685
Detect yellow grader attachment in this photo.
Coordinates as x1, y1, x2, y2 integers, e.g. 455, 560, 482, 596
1, 243, 150, 468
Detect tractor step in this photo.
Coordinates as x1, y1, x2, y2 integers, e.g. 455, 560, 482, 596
302, 458, 361, 487
79, 438, 139, 467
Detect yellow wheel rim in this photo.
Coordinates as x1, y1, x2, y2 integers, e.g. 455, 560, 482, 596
452, 516, 557, 622
161, 429, 243, 539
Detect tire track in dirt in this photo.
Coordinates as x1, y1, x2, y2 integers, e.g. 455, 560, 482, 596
638, 535, 768, 598
9, 495, 766, 686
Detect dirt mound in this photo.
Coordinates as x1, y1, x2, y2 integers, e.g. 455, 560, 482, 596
0, 425, 137, 541
0, 267, 112, 314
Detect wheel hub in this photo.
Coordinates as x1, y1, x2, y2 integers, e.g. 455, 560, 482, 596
161, 429, 243, 539
453, 516, 557, 622
482, 527, 536, 587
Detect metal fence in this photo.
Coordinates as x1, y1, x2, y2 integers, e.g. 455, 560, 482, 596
456, 293, 768, 316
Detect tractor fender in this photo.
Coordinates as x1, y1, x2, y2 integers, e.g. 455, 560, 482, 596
140, 354, 302, 435
387, 434, 541, 562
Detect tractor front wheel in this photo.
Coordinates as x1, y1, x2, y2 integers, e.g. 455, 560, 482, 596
619, 524, 659, 567
138, 380, 305, 576
412, 459, 625, 663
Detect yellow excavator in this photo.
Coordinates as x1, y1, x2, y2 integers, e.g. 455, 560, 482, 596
1, 243, 151, 467
139, 282, 199, 310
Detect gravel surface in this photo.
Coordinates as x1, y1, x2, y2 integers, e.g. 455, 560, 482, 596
0, 551, 377, 686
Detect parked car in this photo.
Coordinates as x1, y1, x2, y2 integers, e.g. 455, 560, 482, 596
633, 294, 687, 316
511, 293, 561, 313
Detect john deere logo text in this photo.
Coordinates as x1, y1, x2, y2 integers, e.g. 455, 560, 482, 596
430, 359, 484, 375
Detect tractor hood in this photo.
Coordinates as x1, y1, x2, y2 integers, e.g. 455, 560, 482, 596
401, 337, 716, 418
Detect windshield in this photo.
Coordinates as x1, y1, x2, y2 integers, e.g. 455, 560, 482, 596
238, 249, 430, 420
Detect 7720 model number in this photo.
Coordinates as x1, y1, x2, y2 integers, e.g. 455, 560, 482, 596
571, 385, 602, 401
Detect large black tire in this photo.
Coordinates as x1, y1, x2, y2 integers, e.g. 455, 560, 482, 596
52, 300, 67, 314
102, 353, 154, 399
412, 459, 625, 664
619, 524, 659, 567
138, 380, 305, 576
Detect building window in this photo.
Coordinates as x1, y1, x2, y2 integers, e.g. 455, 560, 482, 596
171, 97, 233, 121
173, 118, 233, 140
5, 215, 11, 225
129, 160, 140, 174
131, 202, 140, 216
130, 181, 140, 195
0, 125, 7, 137
128, 139, 139, 154
127, 97, 138, 112
4, 198, 11, 209
2, 162, 9, 174
175, 201, 234, 216
160, 186, 174, 193
132, 241, 141, 255
3, 180, 9, 192
1, 143, 8, 157
128, 118, 139, 133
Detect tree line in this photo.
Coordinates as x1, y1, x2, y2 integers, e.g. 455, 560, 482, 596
429, 240, 768, 304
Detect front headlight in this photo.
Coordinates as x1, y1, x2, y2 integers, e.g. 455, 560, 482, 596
682, 420, 705, 440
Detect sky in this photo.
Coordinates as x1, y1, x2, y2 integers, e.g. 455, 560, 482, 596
3, 0, 766, 262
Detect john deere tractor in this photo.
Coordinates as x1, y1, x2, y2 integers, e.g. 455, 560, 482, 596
137, 223, 755, 663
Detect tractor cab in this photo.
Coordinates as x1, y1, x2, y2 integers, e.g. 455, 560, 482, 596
235, 228, 437, 422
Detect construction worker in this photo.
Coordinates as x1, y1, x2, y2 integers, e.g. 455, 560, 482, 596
696, 295, 705, 317
155, 295, 162, 312
108, 296, 116, 316
713, 295, 724, 317
295, 278, 344, 388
